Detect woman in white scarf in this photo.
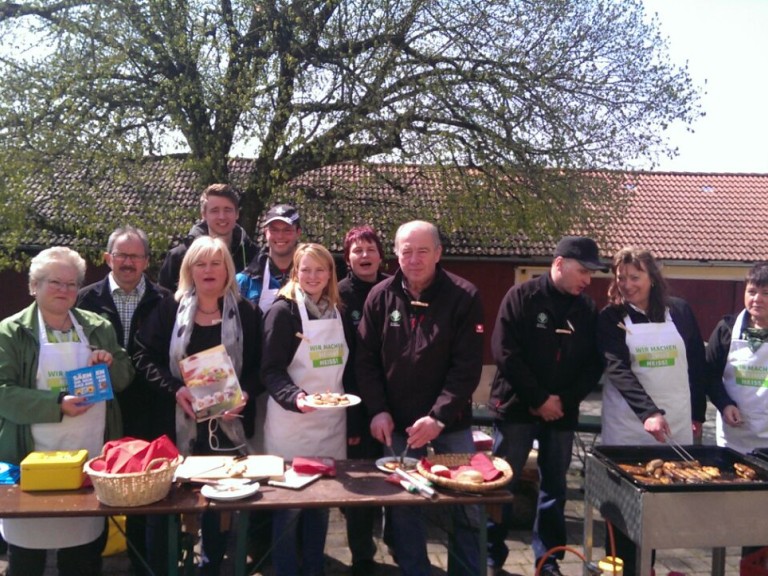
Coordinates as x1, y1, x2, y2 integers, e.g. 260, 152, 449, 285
134, 236, 262, 575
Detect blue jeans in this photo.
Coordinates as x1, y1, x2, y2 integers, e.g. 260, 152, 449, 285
488, 422, 574, 569
388, 429, 481, 576
272, 508, 329, 576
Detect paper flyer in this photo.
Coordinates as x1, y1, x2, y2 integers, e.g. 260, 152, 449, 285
65, 363, 113, 404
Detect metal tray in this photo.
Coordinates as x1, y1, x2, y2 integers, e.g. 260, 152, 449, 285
592, 444, 768, 492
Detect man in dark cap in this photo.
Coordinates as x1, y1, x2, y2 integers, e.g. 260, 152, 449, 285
237, 203, 301, 314
486, 236, 606, 576
235, 203, 301, 565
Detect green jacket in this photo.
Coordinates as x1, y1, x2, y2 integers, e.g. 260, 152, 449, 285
0, 302, 134, 464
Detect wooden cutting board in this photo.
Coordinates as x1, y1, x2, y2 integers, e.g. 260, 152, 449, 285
175, 455, 285, 480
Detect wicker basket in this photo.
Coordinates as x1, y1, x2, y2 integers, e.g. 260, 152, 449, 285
84, 455, 183, 507
416, 453, 513, 493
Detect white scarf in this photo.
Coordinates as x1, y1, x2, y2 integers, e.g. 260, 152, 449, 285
169, 289, 248, 455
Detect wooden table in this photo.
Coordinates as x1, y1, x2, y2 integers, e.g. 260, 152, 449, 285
0, 460, 513, 576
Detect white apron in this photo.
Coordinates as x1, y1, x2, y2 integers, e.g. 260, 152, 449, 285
716, 310, 768, 454
248, 262, 280, 454
258, 262, 279, 314
264, 292, 347, 461
2, 310, 106, 548
602, 309, 692, 445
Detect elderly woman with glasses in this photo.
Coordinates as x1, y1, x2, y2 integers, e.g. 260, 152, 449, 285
134, 236, 262, 575
0, 246, 133, 576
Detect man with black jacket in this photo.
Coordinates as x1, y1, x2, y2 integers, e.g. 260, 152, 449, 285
357, 220, 484, 576
77, 225, 169, 576
158, 183, 258, 291
487, 236, 605, 576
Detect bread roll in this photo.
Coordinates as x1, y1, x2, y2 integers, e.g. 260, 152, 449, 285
456, 469, 484, 484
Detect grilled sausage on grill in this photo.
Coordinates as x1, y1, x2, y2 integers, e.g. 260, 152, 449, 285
734, 462, 757, 480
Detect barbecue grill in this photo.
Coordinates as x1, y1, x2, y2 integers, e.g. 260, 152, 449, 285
583, 445, 768, 576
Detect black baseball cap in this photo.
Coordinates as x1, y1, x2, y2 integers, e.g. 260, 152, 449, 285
554, 236, 607, 271
264, 204, 300, 228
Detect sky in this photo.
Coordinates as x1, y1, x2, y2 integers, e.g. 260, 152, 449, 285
643, 0, 768, 173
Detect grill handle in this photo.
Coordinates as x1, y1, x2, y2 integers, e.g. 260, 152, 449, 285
606, 465, 623, 485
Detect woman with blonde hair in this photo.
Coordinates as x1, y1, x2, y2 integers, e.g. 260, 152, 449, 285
262, 242, 354, 576
134, 236, 262, 575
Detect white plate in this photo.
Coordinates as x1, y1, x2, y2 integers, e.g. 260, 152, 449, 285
375, 456, 420, 474
200, 479, 260, 501
304, 393, 361, 409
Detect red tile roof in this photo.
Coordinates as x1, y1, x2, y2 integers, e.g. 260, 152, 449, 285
19, 158, 768, 263
606, 172, 768, 262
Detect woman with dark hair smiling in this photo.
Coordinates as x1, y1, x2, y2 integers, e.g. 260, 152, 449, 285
338, 226, 390, 575
597, 247, 707, 573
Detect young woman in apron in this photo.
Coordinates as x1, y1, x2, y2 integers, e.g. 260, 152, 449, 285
262, 243, 350, 576
598, 247, 707, 574
0, 247, 133, 576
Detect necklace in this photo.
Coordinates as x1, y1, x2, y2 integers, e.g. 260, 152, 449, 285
197, 306, 220, 314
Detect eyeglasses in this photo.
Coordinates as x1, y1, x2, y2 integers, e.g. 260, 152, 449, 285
45, 279, 79, 292
111, 252, 147, 262
207, 416, 246, 452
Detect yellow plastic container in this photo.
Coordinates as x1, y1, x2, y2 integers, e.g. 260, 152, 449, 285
20, 450, 88, 491
102, 515, 127, 556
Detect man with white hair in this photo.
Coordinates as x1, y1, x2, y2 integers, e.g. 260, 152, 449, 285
357, 220, 485, 576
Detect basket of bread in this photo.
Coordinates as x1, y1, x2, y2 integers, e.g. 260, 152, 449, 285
416, 453, 512, 493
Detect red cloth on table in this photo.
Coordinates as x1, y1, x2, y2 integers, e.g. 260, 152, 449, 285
292, 457, 336, 477
88, 435, 179, 473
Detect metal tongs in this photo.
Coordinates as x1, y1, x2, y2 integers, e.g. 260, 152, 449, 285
664, 432, 696, 463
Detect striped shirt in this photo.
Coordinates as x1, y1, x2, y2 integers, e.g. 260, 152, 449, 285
108, 274, 146, 345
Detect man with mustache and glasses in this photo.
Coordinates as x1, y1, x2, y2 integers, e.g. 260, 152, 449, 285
77, 225, 169, 576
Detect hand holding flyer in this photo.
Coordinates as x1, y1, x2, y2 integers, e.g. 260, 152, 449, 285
65, 363, 113, 404
178, 345, 243, 421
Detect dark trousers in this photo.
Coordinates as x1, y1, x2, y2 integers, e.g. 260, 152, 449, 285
146, 511, 229, 575
344, 506, 377, 564
125, 515, 151, 576
488, 422, 574, 569
7, 524, 107, 576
